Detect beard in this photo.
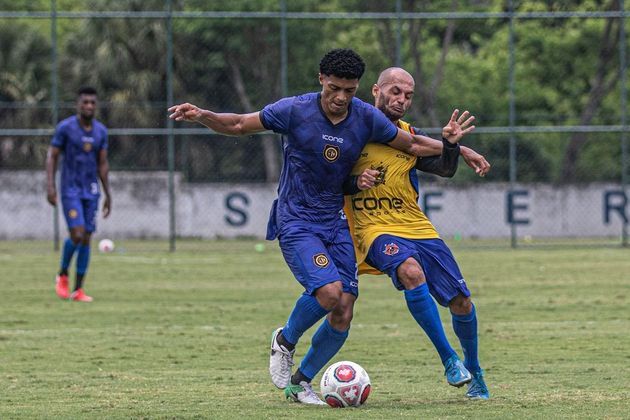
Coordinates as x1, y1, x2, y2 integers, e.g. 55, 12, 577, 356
377, 94, 403, 121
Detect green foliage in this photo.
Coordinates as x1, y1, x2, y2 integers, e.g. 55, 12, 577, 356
0, 1, 627, 182
0, 240, 629, 418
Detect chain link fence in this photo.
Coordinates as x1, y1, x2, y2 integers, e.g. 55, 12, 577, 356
1, 0, 629, 251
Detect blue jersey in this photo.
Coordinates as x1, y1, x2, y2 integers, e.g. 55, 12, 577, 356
260, 92, 398, 239
51, 116, 108, 199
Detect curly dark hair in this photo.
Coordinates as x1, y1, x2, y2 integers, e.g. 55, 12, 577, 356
77, 86, 97, 97
319, 48, 366, 80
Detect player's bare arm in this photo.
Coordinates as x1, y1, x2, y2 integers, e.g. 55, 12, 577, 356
168, 103, 265, 136
389, 109, 475, 157
45, 146, 61, 206
98, 148, 112, 218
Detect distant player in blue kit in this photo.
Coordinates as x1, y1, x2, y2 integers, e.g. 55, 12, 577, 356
168, 49, 471, 404
46, 86, 111, 303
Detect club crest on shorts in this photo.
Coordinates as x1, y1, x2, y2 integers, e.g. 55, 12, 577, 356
323, 144, 340, 162
313, 253, 330, 268
68, 209, 78, 219
383, 242, 399, 256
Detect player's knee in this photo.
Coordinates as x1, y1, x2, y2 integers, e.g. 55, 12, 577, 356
329, 306, 353, 331
396, 258, 425, 290
449, 294, 473, 315
70, 230, 84, 244
315, 282, 343, 310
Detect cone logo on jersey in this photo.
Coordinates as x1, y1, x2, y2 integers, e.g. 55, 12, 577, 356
323, 144, 340, 162
383, 242, 399, 256
313, 253, 330, 268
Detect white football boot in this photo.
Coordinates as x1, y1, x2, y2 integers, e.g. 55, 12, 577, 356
284, 381, 326, 405
269, 328, 295, 389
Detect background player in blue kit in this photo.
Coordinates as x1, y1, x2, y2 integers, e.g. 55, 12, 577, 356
46, 86, 111, 303
168, 49, 472, 404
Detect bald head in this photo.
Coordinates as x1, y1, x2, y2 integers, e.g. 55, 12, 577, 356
373, 67, 415, 121
377, 67, 415, 88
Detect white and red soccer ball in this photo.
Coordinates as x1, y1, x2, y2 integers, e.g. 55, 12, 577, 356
98, 238, 115, 253
320, 361, 371, 408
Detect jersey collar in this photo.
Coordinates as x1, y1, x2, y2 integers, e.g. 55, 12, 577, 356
317, 93, 352, 127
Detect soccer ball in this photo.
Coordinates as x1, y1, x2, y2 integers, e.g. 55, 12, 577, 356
98, 238, 115, 253
320, 361, 371, 408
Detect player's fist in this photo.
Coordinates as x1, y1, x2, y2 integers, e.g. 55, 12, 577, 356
357, 168, 382, 190
102, 194, 112, 218
47, 187, 57, 206
168, 103, 202, 122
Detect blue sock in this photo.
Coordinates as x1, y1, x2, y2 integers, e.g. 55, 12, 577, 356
76, 244, 91, 276
60, 238, 78, 272
299, 319, 349, 381
281, 294, 329, 346
405, 283, 456, 365
451, 304, 480, 373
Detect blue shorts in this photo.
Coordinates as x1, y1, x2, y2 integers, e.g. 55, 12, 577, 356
61, 196, 99, 233
278, 221, 359, 297
366, 235, 470, 307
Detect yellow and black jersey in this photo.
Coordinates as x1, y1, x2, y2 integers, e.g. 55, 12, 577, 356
344, 120, 440, 275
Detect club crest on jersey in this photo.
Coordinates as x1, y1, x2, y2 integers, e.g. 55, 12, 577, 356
323, 144, 340, 162
83, 142, 92, 152
383, 242, 399, 256
68, 209, 78, 219
313, 253, 330, 268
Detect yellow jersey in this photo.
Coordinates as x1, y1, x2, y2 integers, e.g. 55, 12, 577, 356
344, 120, 439, 275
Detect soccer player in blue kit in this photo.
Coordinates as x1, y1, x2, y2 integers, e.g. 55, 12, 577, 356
168, 49, 473, 404
46, 86, 111, 303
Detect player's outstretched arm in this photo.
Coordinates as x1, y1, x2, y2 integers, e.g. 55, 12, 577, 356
168, 103, 266, 136
98, 149, 112, 218
389, 129, 443, 157
388, 109, 475, 157
45, 146, 60, 206
415, 138, 461, 178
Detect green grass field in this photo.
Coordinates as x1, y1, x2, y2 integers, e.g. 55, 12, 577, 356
1, 240, 629, 419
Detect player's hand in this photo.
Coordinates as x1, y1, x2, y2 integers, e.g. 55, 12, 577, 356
102, 195, 111, 218
47, 187, 57, 206
357, 168, 381, 190
461, 146, 491, 177
168, 103, 202, 122
442, 109, 475, 144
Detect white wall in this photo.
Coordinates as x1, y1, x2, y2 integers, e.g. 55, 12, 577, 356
0, 171, 627, 239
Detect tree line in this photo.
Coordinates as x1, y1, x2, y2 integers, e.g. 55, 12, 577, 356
0, 0, 626, 183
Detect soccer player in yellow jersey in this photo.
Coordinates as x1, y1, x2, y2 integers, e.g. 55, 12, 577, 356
344, 67, 491, 399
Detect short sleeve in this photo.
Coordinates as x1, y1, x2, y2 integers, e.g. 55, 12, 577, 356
51, 123, 66, 149
260, 96, 294, 134
412, 126, 429, 137
370, 107, 398, 144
